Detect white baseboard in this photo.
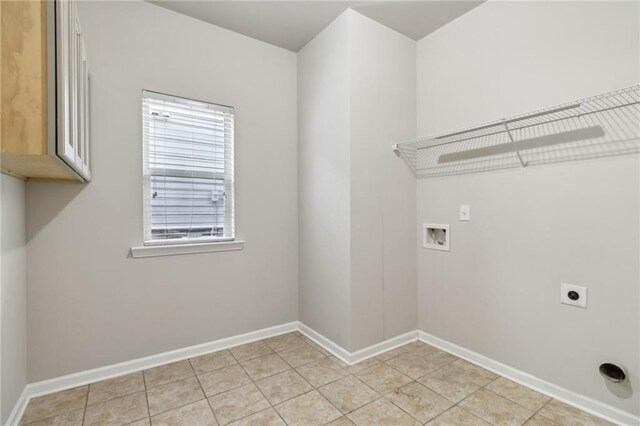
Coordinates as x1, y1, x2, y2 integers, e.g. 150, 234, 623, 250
6, 322, 297, 426
418, 331, 639, 426
5, 387, 29, 426
349, 330, 418, 364
28, 321, 298, 398
8, 323, 635, 426
297, 322, 417, 365
297, 323, 352, 365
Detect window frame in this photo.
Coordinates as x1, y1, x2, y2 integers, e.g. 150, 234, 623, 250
141, 90, 235, 247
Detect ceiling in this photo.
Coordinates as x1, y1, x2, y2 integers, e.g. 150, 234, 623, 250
149, 1, 484, 52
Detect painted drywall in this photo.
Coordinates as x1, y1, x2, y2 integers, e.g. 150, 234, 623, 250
348, 12, 417, 351
298, 12, 352, 349
416, 0, 639, 416
298, 10, 417, 352
1, 174, 27, 424
26, 0, 298, 381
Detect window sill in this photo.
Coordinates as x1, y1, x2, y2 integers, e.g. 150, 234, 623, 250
130, 240, 245, 258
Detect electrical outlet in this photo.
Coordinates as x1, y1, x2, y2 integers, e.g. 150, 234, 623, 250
460, 205, 470, 221
560, 283, 587, 308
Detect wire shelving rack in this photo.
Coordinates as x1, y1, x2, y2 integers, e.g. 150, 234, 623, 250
393, 85, 640, 178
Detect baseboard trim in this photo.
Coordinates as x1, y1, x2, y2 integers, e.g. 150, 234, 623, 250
8, 323, 635, 426
349, 330, 418, 364
28, 321, 297, 398
297, 322, 417, 365
418, 331, 639, 426
297, 323, 352, 365
5, 386, 29, 426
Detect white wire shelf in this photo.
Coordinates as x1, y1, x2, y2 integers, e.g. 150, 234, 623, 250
393, 85, 640, 178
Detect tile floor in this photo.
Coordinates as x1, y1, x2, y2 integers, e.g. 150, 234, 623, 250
19, 333, 613, 426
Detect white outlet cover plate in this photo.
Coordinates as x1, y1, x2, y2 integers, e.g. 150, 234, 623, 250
460, 205, 470, 221
560, 283, 587, 308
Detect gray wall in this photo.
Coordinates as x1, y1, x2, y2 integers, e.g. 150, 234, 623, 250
416, 0, 639, 416
298, 12, 352, 349
298, 10, 417, 352
1, 174, 27, 424
26, 0, 299, 382
349, 12, 417, 351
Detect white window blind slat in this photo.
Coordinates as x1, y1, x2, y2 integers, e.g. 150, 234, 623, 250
142, 90, 234, 245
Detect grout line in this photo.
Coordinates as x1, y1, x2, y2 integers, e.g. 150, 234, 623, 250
81, 386, 90, 426
141, 370, 152, 423
188, 358, 221, 426
228, 342, 284, 425
147, 396, 209, 420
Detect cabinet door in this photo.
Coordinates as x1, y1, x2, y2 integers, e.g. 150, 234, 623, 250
55, 0, 75, 164
55, 0, 90, 181
80, 37, 91, 179
74, 17, 83, 171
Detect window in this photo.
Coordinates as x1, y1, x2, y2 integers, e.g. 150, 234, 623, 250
142, 90, 234, 245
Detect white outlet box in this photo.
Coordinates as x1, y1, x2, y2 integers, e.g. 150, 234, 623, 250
423, 223, 449, 251
460, 205, 470, 221
560, 283, 587, 308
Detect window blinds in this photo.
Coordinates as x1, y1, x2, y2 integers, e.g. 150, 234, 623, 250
142, 90, 234, 245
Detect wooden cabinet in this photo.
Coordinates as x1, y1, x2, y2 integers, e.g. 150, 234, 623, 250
1, 0, 91, 182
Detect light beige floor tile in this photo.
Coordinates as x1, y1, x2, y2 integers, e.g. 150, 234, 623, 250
227, 408, 285, 426
327, 356, 349, 369
386, 381, 453, 423
296, 358, 349, 387
459, 389, 534, 426
22, 408, 84, 426
279, 343, 326, 368
426, 406, 490, 426
400, 341, 431, 353
486, 377, 550, 411
88, 372, 145, 405
255, 369, 313, 405
327, 417, 354, 425
303, 340, 332, 356
151, 399, 217, 426
128, 419, 151, 426
199, 364, 251, 397
418, 363, 481, 402
376, 347, 408, 362
147, 376, 205, 415
208, 383, 270, 425
20, 386, 88, 425
191, 350, 238, 375
144, 360, 194, 389
318, 375, 379, 414
414, 348, 458, 370
347, 398, 420, 426
449, 359, 498, 386
240, 354, 291, 381
344, 358, 380, 374
411, 344, 447, 357
264, 333, 306, 352
385, 353, 439, 379
229, 341, 273, 362
84, 391, 148, 426
538, 400, 613, 426
274, 390, 342, 426
524, 414, 558, 426
355, 363, 412, 394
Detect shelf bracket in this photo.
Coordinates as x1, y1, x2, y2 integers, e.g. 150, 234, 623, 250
502, 120, 528, 168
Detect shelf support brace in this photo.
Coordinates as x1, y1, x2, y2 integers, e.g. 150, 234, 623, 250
502, 120, 528, 168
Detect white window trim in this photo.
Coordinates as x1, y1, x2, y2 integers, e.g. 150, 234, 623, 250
141, 90, 235, 246
131, 240, 244, 258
